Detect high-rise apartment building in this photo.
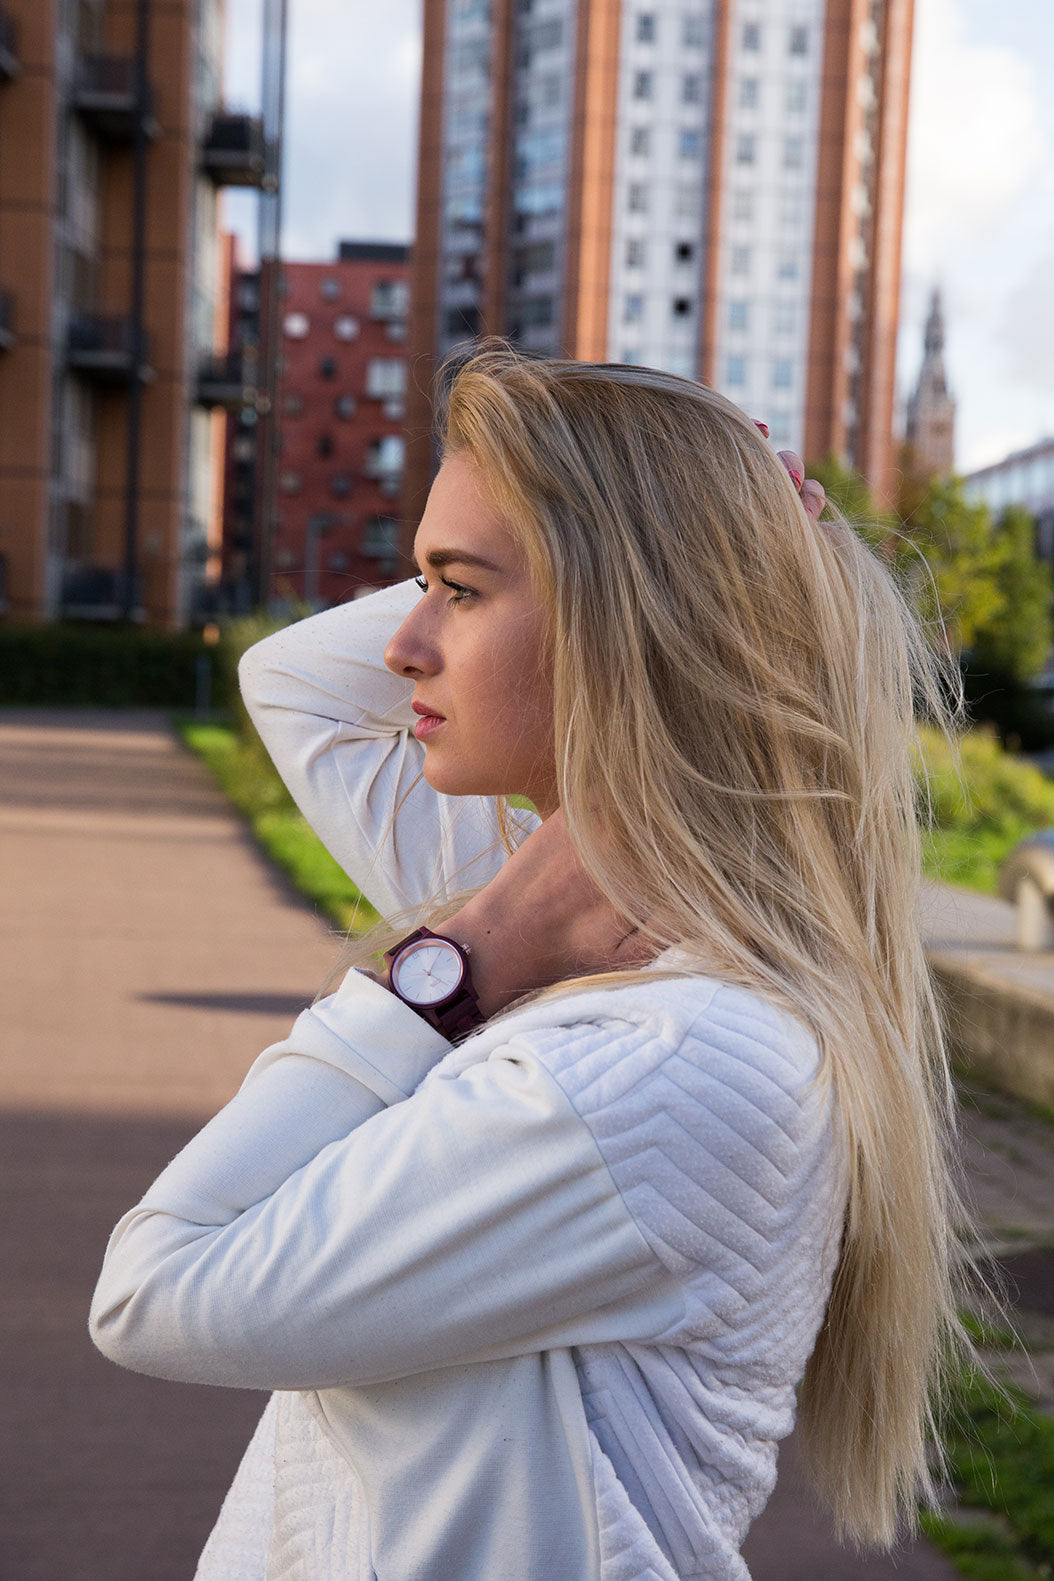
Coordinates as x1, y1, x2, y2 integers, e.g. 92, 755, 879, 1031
407, 0, 913, 522
220, 241, 410, 610
0, 0, 264, 625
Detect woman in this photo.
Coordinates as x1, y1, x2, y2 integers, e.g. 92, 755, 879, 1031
90, 345, 971, 1580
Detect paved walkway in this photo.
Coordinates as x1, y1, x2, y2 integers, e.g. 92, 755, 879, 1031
1, 708, 1052, 1580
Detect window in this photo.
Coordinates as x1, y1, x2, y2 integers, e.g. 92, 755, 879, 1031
370, 279, 409, 320
446, 304, 480, 338
283, 311, 309, 339
280, 470, 302, 494
683, 14, 706, 48
739, 78, 758, 109
675, 240, 695, 264
729, 300, 749, 331
283, 391, 304, 416
679, 128, 702, 158
518, 295, 554, 328
772, 358, 793, 389
624, 293, 645, 323
769, 412, 791, 444
735, 134, 756, 166
317, 433, 335, 457
786, 79, 806, 112
725, 355, 746, 385
630, 125, 651, 156
633, 70, 653, 100
777, 253, 799, 281
682, 73, 702, 104
779, 194, 803, 227
330, 473, 352, 498
319, 356, 337, 379
742, 21, 760, 50
783, 136, 803, 170
731, 189, 753, 222
789, 25, 808, 55
731, 245, 751, 275
365, 434, 405, 479
672, 297, 693, 319
365, 358, 407, 399
628, 182, 648, 213
626, 237, 646, 267
334, 315, 360, 341
329, 551, 350, 574
320, 277, 340, 301
361, 515, 400, 559
383, 398, 405, 420
335, 393, 357, 419
636, 12, 655, 42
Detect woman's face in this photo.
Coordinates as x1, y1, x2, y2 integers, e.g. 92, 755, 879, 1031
384, 451, 558, 816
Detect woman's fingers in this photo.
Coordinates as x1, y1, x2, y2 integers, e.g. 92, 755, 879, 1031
800, 479, 826, 520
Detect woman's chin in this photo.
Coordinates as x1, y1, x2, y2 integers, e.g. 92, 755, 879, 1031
421, 755, 511, 801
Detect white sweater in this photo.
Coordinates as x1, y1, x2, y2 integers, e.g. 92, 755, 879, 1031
89, 578, 847, 1581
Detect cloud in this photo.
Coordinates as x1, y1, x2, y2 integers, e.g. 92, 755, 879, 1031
903, 0, 1044, 277
1000, 246, 1054, 393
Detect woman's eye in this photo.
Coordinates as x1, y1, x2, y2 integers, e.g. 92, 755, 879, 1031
413, 574, 476, 606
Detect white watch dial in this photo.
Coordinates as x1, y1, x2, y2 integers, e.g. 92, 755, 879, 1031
392, 939, 464, 1006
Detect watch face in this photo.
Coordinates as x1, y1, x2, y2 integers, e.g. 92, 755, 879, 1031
391, 937, 465, 1006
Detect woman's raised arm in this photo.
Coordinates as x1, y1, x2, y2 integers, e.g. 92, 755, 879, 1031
238, 580, 539, 922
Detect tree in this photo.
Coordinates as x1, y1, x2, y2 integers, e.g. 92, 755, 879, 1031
968, 505, 1053, 684
886, 475, 1006, 659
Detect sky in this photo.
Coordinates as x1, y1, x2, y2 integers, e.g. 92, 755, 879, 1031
222, 0, 1054, 475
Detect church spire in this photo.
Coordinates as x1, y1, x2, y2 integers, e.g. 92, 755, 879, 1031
906, 287, 956, 476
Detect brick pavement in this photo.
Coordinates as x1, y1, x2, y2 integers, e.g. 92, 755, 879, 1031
2, 708, 1052, 1580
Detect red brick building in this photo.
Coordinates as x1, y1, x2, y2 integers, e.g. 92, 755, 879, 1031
223, 240, 410, 611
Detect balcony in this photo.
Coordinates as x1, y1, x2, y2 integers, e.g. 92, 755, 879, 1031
73, 55, 158, 143
0, 288, 13, 352
68, 314, 153, 384
197, 349, 256, 409
201, 111, 267, 188
0, 6, 19, 82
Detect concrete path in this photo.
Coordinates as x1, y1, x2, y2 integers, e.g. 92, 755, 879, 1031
1, 708, 1052, 1580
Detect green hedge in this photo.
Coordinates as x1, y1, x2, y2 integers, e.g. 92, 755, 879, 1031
0, 623, 214, 707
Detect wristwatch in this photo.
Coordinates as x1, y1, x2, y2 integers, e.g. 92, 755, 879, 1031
383, 926, 486, 1042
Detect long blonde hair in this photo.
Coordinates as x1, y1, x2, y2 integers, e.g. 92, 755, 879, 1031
349, 341, 975, 1548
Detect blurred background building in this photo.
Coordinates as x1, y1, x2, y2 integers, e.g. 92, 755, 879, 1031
965, 438, 1054, 569
0, 0, 268, 626
406, 0, 915, 525
219, 239, 409, 611
904, 286, 955, 479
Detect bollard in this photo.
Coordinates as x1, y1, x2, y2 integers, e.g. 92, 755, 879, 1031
998, 830, 1054, 952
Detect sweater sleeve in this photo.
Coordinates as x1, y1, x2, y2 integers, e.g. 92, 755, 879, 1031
88, 968, 683, 1393
237, 579, 541, 921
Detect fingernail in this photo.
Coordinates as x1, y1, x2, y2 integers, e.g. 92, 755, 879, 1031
789, 469, 803, 490
753, 419, 770, 438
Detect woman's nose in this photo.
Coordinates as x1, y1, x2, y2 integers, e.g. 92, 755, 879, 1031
384, 607, 439, 679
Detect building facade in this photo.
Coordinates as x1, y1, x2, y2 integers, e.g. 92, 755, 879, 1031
221, 241, 410, 610
964, 437, 1054, 569
904, 287, 955, 479
0, 0, 262, 626
406, 0, 914, 525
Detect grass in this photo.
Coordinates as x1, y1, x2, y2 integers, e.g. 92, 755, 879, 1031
177, 720, 380, 935
922, 1360, 1054, 1579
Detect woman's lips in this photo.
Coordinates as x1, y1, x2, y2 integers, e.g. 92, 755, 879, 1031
413, 714, 445, 741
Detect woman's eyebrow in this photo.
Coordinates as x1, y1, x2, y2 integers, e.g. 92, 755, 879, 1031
412, 548, 504, 574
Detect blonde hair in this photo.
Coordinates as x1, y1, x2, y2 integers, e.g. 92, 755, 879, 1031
347, 341, 976, 1548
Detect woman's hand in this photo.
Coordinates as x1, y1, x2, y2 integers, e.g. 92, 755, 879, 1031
754, 421, 826, 520
440, 809, 656, 1018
